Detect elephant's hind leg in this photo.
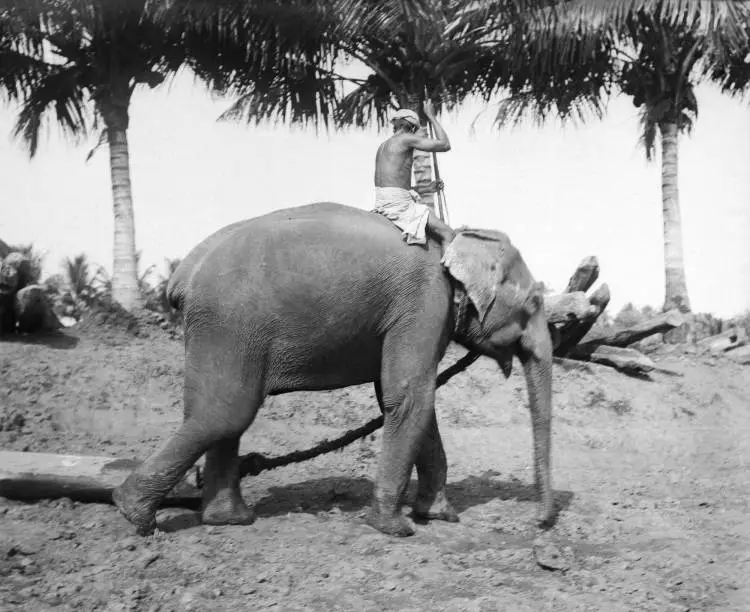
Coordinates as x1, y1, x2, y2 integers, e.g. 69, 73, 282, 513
201, 436, 256, 526
113, 338, 264, 535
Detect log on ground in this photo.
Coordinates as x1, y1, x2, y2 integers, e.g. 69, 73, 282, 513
0, 451, 201, 508
569, 309, 685, 357
696, 327, 748, 354
586, 346, 655, 376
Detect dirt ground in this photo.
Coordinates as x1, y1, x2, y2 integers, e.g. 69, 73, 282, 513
1, 323, 749, 612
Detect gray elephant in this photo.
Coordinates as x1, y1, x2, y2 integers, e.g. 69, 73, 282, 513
113, 202, 554, 537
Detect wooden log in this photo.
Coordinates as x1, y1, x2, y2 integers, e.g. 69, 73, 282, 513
0, 451, 201, 508
569, 309, 684, 358
696, 327, 748, 354
554, 284, 610, 357
544, 292, 599, 325
587, 346, 655, 376
564, 256, 599, 293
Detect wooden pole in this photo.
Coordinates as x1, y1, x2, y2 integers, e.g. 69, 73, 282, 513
427, 122, 449, 224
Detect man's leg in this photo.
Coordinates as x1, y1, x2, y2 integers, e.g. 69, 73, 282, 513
425, 209, 455, 246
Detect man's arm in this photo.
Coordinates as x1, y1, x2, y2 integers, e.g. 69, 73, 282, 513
402, 100, 451, 153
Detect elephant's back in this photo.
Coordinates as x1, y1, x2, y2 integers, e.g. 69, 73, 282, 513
174, 202, 439, 300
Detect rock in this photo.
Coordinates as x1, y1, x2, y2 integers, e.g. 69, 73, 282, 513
140, 552, 161, 568
0, 252, 32, 295
59, 316, 77, 328
533, 536, 572, 571
14, 285, 63, 333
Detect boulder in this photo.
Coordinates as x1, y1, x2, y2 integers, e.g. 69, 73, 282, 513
14, 285, 63, 333
0, 252, 32, 296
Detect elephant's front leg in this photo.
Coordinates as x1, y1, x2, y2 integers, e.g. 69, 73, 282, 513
411, 413, 459, 523
368, 352, 437, 537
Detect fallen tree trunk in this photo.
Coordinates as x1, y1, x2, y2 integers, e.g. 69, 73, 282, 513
0, 451, 201, 507
544, 292, 599, 325
568, 310, 684, 358
564, 256, 599, 293
587, 346, 655, 376
554, 284, 610, 357
696, 327, 748, 354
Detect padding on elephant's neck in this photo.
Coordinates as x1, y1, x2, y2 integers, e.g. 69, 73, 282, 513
452, 283, 473, 337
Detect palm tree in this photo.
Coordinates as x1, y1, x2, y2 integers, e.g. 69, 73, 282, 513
63, 253, 91, 298
618, 9, 706, 313
0, 0, 187, 311
485, 0, 749, 314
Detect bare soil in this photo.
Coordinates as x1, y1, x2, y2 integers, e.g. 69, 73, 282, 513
1, 324, 749, 611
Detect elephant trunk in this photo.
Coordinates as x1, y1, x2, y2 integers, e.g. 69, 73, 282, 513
518, 315, 555, 527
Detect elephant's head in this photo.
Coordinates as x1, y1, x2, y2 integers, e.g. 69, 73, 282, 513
442, 228, 555, 527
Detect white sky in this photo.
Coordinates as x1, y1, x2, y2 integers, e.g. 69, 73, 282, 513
1, 71, 749, 317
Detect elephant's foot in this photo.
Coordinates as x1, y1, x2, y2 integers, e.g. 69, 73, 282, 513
201, 489, 256, 526
111, 475, 159, 537
412, 491, 459, 523
366, 508, 415, 537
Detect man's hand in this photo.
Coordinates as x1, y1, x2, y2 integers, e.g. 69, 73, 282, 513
427, 179, 444, 192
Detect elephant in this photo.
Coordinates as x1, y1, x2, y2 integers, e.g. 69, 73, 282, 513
112, 202, 554, 537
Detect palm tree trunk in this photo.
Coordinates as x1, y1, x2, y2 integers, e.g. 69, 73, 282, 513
107, 126, 140, 311
403, 93, 436, 214
659, 121, 691, 313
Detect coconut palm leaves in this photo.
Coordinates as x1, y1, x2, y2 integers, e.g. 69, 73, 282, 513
172, 0, 342, 129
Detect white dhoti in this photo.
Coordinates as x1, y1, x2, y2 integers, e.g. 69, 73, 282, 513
372, 187, 430, 245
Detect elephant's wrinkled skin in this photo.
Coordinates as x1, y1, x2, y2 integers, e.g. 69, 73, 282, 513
113, 202, 554, 537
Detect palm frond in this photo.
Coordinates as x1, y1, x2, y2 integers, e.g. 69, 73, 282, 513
545, 0, 749, 47
334, 73, 395, 128
12, 64, 93, 156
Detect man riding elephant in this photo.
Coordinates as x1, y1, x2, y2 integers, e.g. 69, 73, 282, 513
373, 100, 454, 247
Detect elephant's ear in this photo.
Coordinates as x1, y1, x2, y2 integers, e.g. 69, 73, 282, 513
523, 282, 545, 317
442, 228, 511, 322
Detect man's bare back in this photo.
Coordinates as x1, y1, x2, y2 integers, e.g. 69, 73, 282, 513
372, 102, 454, 246
374, 101, 451, 189
374, 136, 415, 189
